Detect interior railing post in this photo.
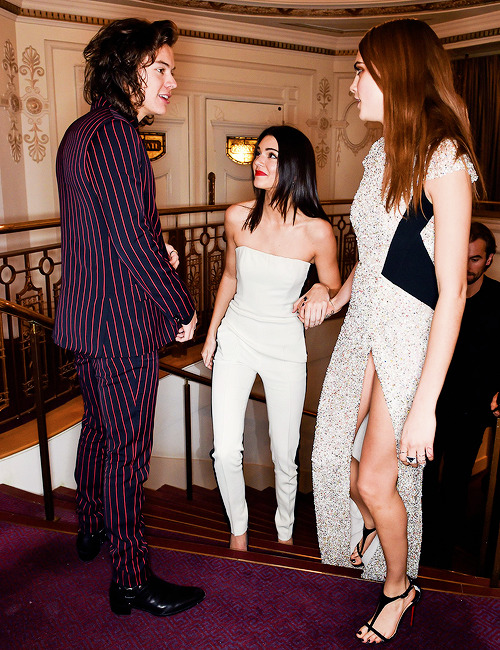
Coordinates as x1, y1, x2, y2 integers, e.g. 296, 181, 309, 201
480, 418, 500, 582
184, 378, 193, 501
30, 321, 54, 521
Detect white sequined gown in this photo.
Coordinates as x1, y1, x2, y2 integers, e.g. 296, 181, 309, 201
312, 138, 477, 581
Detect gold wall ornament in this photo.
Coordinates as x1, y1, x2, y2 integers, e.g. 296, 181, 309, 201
333, 100, 382, 165
139, 131, 167, 161
307, 77, 333, 169
226, 137, 258, 165
19, 45, 49, 163
1, 39, 22, 162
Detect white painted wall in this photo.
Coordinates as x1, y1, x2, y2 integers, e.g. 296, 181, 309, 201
0, 7, 373, 231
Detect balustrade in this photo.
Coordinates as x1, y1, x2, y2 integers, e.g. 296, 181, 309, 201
0, 201, 355, 430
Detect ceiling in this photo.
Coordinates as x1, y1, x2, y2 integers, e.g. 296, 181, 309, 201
99, 0, 500, 53
18, 1, 500, 54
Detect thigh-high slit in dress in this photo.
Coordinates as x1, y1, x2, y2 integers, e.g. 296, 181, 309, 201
312, 138, 477, 581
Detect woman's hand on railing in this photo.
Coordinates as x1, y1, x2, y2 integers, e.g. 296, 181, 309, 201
166, 244, 180, 270
201, 334, 217, 369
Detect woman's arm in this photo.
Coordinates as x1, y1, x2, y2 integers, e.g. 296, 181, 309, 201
292, 219, 342, 329
399, 169, 472, 466
201, 206, 240, 369
328, 263, 357, 314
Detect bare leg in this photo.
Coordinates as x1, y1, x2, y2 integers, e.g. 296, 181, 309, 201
350, 354, 377, 565
356, 373, 416, 644
230, 532, 248, 551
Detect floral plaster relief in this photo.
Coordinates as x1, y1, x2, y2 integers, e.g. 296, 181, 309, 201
1, 41, 49, 163
333, 100, 382, 166
1, 40, 22, 162
306, 77, 332, 169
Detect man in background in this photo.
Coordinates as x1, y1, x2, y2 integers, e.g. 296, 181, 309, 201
422, 222, 500, 568
54, 18, 204, 616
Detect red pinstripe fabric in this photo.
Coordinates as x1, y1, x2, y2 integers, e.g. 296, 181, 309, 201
53, 97, 195, 357
75, 352, 159, 587
55, 98, 197, 588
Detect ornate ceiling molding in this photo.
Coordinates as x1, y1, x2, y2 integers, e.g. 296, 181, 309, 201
54, 1, 500, 19
1, 2, 499, 54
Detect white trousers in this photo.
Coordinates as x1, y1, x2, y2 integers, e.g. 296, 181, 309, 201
211, 327, 306, 541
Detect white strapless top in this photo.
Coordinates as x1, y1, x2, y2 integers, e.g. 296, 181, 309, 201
219, 246, 311, 362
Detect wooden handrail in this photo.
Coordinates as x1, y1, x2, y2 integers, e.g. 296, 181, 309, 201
159, 361, 318, 418
0, 199, 356, 236
0, 298, 54, 520
0, 298, 54, 329
1, 198, 497, 236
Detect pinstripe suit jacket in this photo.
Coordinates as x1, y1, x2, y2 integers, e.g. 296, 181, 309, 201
53, 97, 195, 358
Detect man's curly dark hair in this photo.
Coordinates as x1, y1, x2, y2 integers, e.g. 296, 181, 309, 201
83, 18, 178, 121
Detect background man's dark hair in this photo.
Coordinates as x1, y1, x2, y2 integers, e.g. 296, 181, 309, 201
470, 221, 497, 259
83, 18, 178, 121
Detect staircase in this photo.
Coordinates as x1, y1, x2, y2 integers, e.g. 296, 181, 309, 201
0, 483, 498, 599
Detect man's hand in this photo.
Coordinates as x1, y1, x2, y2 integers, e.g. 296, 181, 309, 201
166, 244, 180, 270
492, 392, 499, 418
175, 312, 197, 342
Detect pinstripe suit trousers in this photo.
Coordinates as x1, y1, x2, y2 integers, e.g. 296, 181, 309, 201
74, 352, 159, 588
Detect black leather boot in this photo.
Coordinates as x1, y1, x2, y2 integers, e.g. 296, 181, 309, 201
109, 573, 205, 616
76, 528, 107, 562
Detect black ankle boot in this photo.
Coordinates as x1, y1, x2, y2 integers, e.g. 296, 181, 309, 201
76, 528, 107, 562
109, 573, 205, 616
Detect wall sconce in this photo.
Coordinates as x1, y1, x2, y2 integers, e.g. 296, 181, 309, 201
226, 136, 258, 165
139, 132, 166, 161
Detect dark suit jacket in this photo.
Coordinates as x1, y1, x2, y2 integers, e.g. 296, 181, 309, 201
53, 97, 195, 357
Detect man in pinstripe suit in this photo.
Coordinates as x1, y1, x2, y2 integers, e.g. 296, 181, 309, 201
54, 19, 204, 617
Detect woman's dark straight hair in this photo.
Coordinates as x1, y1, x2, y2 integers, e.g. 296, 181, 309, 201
84, 18, 178, 122
243, 125, 327, 232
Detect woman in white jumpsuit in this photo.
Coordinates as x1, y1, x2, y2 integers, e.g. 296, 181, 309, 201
202, 125, 341, 550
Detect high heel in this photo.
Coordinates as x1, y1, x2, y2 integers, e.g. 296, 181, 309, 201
357, 576, 421, 644
350, 525, 376, 567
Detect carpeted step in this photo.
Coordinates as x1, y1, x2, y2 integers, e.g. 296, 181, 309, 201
1, 484, 497, 598
145, 484, 318, 547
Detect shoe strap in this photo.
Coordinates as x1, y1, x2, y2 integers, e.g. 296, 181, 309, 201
367, 578, 416, 634
356, 525, 376, 557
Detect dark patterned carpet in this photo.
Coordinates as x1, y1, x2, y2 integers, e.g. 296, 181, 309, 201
0, 521, 499, 649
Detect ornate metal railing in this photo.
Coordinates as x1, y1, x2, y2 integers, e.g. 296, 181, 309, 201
0, 200, 356, 431
0, 299, 55, 519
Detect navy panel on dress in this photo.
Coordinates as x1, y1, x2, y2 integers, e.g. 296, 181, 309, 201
381, 193, 438, 310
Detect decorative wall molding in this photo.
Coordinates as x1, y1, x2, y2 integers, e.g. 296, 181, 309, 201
2, 2, 498, 54
1, 39, 22, 162
307, 77, 332, 169
333, 100, 382, 166
1, 39, 49, 163
19, 45, 49, 163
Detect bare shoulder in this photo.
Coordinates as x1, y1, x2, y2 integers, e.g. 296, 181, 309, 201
303, 216, 335, 244
225, 201, 254, 229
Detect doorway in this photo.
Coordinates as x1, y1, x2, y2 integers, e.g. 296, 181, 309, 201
206, 99, 283, 205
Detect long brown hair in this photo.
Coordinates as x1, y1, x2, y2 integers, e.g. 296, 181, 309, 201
359, 18, 483, 212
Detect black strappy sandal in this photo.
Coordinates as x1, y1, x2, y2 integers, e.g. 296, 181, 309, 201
350, 525, 376, 568
357, 576, 421, 644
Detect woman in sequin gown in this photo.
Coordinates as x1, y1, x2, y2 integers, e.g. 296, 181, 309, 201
202, 126, 340, 551
310, 20, 480, 644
